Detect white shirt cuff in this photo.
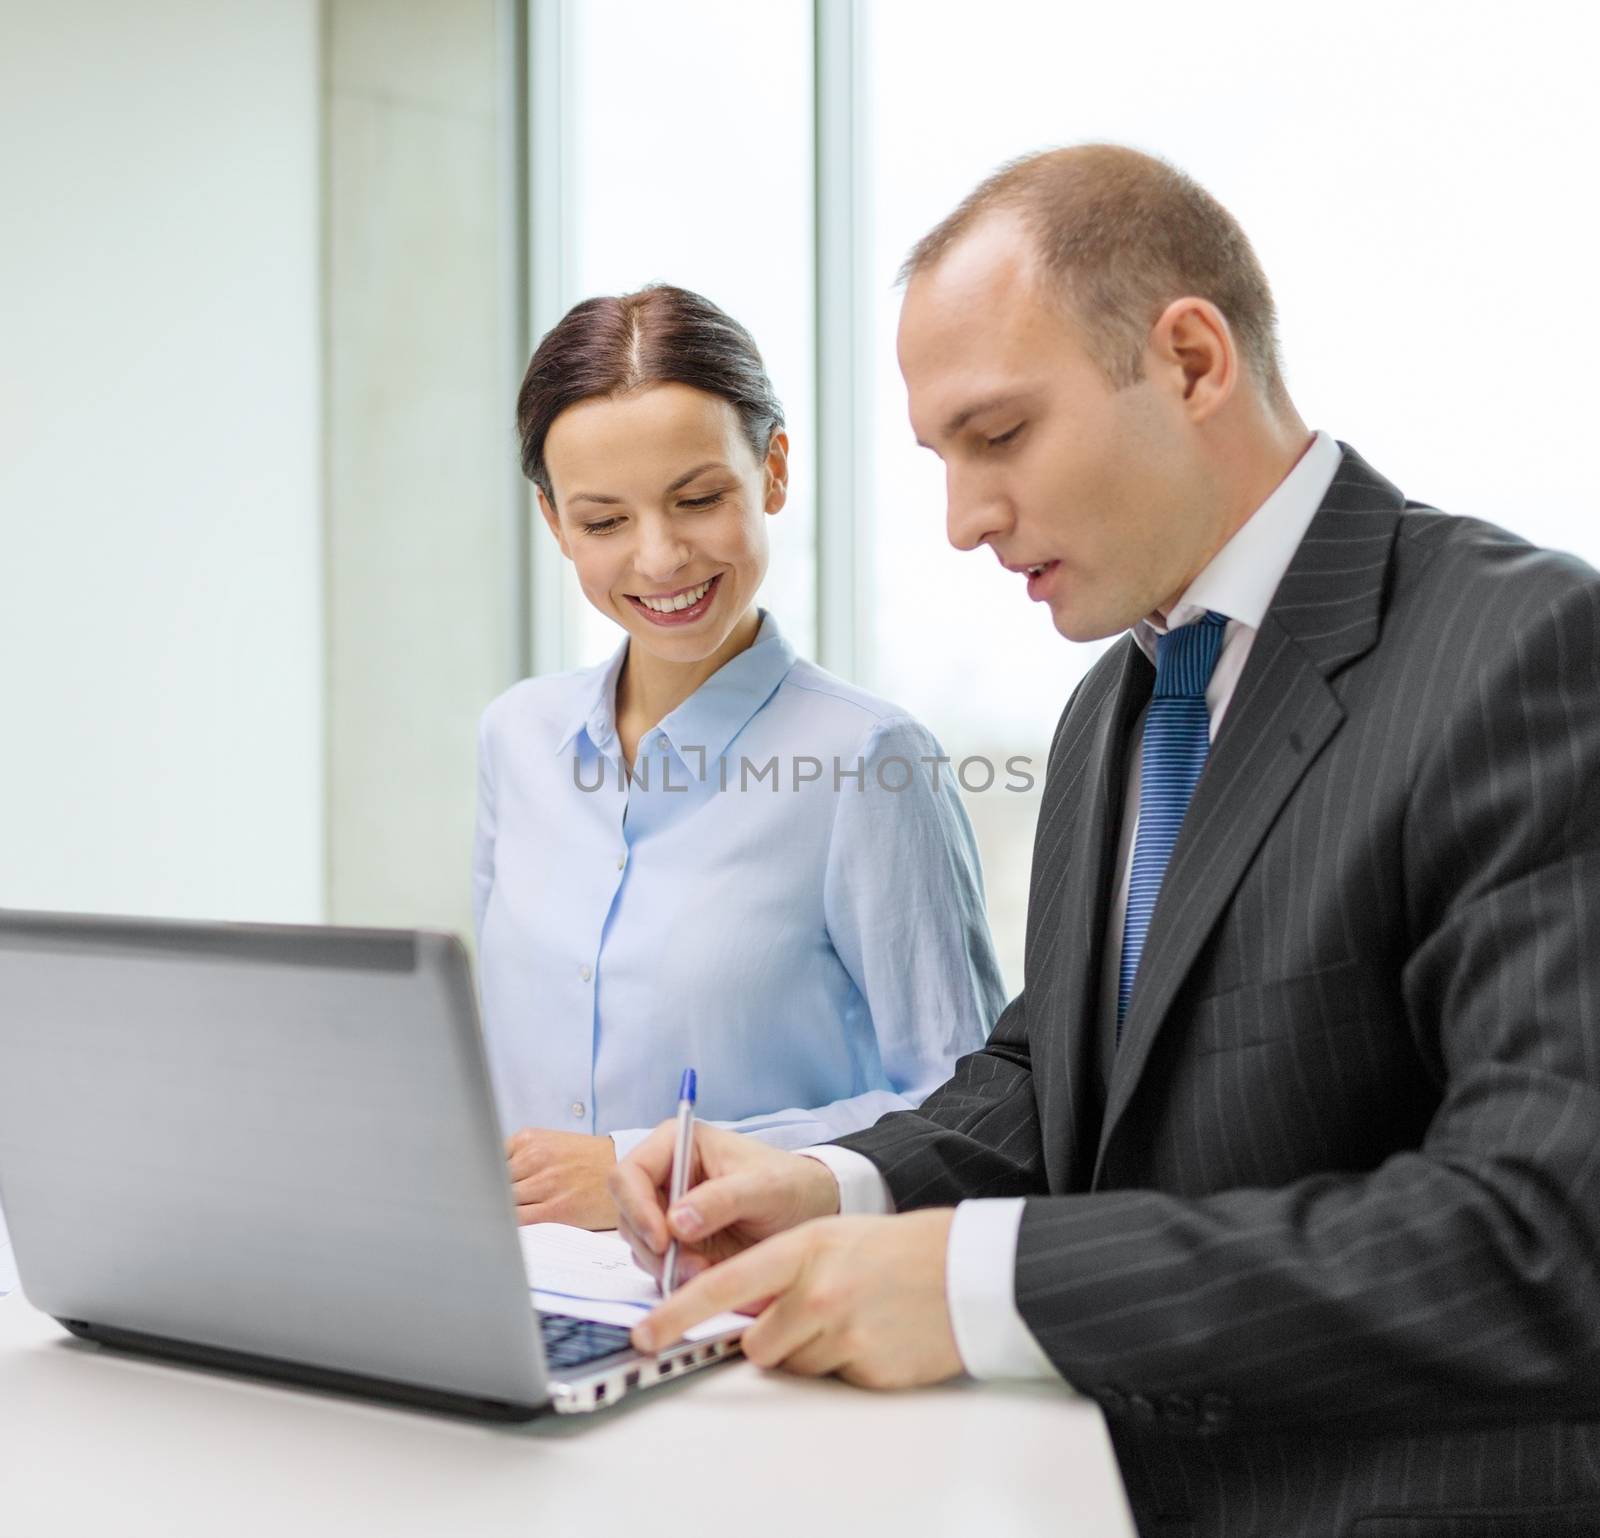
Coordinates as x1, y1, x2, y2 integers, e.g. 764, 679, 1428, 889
798, 1145, 893, 1215
946, 1198, 1067, 1383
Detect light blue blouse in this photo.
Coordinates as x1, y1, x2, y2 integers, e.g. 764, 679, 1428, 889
472, 610, 1006, 1156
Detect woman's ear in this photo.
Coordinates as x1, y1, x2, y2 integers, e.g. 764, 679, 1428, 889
537, 486, 573, 559
763, 431, 790, 515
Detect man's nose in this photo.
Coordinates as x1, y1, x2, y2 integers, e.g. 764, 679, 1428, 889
945, 468, 1011, 553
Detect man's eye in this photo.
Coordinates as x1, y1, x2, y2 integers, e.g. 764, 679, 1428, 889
985, 423, 1024, 449
679, 492, 725, 510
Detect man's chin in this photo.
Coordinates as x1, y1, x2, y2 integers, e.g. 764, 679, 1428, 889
1049, 605, 1128, 646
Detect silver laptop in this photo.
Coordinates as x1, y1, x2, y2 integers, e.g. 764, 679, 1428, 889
0, 910, 741, 1418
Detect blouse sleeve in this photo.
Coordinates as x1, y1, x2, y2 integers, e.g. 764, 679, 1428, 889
608, 715, 1008, 1158
471, 708, 497, 952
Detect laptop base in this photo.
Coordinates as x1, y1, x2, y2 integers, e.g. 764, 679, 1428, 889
57, 1317, 548, 1422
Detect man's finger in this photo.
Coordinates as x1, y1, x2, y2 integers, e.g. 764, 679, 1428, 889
633, 1231, 807, 1352
777, 1330, 851, 1380
664, 1171, 766, 1244
736, 1284, 826, 1372
620, 1119, 683, 1187
610, 1159, 670, 1255
671, 1248, 712, 1284
616, 1211, 666, 1281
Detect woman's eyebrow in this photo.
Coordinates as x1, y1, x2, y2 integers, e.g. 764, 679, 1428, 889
664, 460, 728, 493
568, 461, 730, 505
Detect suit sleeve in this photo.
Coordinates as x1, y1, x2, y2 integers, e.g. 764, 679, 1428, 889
828, 980, 1047, 1203
1007, 573, 1600, 1431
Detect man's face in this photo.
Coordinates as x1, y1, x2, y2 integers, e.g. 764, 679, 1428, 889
897, 214, 1209, 642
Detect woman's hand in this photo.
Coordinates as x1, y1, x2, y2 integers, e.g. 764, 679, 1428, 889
505, 1129, 619, 1229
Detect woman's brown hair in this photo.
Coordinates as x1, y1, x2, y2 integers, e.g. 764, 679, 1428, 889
516, 284, 785, 503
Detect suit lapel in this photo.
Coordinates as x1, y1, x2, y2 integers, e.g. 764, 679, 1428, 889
1027, 637, 1153, 1193
1092, 445, 1407, 1180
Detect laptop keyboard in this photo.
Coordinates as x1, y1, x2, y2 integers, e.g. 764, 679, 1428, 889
539, 1311, 636, 1371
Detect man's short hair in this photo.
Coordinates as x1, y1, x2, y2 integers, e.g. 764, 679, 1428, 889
902, 143, 1289, 409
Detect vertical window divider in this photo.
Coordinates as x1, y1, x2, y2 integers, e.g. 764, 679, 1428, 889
813, 0, 872, 684
523, 0, 575, 678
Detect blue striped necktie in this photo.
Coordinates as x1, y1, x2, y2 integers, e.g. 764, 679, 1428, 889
1117, 610, 1229, 1045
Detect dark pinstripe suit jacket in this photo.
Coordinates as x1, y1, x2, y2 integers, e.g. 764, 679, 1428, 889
833, 445, 1600, 1538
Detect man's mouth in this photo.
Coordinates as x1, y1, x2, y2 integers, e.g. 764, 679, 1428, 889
1021, 561, 1061, 602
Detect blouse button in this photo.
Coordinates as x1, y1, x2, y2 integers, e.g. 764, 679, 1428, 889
570, 1102, 586, 1119
616, 853, 626, 870
579, 963, 592, 982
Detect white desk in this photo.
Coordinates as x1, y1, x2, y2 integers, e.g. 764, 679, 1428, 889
0, 1291, 1135, 1537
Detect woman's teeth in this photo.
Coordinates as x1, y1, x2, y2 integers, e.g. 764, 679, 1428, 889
1026, 563, 1049, 577
636, 576, 715, 613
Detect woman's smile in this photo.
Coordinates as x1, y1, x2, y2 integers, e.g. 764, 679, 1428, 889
625, 571, 723, 626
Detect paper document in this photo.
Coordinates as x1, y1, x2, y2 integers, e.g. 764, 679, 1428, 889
519, 1223, 663, 1305
519, 1223, 748, 1341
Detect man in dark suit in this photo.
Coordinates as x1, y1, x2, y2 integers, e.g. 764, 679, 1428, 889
610, 144, 1600, 1535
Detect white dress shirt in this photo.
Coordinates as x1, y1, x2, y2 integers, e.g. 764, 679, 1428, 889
474, 609, 1007, 1156
805, 430, 1343, 1380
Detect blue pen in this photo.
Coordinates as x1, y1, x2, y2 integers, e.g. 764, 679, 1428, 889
660, 1068, 697, 1295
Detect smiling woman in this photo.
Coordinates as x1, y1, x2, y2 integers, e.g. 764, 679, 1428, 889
531, 375, 785, 755
473, 286, 1008, 1230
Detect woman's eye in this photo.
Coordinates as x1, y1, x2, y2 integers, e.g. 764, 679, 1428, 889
582, 517, 622, 534
985, 423, 1025, 449
679, 492, 725, 510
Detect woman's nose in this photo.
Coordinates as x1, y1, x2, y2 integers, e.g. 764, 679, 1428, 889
633, 516, 691, 581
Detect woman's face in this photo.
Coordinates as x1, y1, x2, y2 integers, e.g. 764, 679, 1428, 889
539, 383, 787, 664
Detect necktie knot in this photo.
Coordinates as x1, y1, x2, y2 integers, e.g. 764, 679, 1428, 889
1151, 610, 1228, 699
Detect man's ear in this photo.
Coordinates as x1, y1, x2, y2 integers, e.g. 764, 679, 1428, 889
1147, 296, 1236, 423
763, 431, 790, 515
537, 486, 573, 559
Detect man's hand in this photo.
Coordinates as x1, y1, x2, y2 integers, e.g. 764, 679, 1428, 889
608, 1121, 840, 1285
505, 1129, 618, 1229
633, 1210, 963, 1390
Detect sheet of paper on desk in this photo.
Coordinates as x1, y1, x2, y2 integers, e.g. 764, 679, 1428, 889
519, 1223, 662, 1304
519, 1223, 748, 1342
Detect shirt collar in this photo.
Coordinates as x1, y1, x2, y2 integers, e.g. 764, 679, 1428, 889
1133, 428, 1342, 657
557, 607, 797, 762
